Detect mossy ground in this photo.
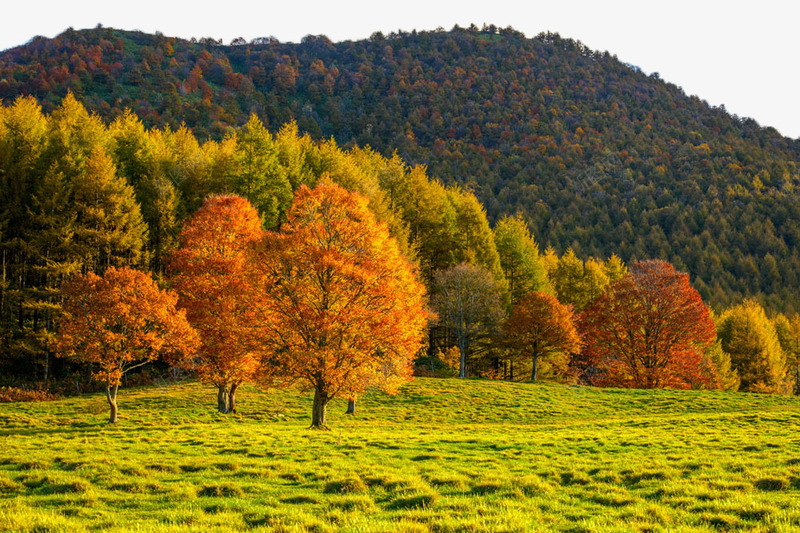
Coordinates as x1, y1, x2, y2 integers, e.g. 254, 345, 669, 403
2, 378, 800, 532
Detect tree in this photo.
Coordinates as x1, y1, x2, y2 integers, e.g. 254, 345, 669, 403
249, 181, 428, 429
504, 292, 581, 381
717, 300, 787, 393
549, 250, 610, 311
57, 267, 199, 422
494, 215, 550, 303
578, 260, 716, 389
701, 339, 740, 391
170, 195, 265, 413
448, 189, 505, 287
774, 313, 800, 395
432, 263, 505, 378
70, 147, 148, 272
233, 114, 293, 228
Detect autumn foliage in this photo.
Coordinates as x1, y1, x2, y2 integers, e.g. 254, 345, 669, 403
578, 260, 716, 389
249, 181, 428, 428
169, 195, 265, 413
57, 267, 199, 422
504, 292, 582, 381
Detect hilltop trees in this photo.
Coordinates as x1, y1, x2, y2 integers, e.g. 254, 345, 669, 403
57, 268, 198, 422
169, 195, 265, 413
579, 260, 716, 389
248, 182, 428, 428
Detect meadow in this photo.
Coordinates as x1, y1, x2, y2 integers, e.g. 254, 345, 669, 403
1, 378, 800, 532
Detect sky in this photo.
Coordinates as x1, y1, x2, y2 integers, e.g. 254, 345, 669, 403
3, 0, 799, 139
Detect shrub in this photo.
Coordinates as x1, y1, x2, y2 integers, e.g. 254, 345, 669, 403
0, 387, 57, 402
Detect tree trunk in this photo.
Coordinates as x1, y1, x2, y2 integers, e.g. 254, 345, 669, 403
217, 384, 229, 414
228, 383, 238, 413
345, 398, 355, 415
311, 387, 330, 429
459, 338, 468, 378
106, 384, 118, 424
531, 354, 538, 381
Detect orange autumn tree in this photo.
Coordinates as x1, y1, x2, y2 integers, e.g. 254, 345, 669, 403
250, 181, 428, 429
504, 292, 582, 381
169, 195, 264, 414
57, 267, 199, 423
578, 260, 716, 389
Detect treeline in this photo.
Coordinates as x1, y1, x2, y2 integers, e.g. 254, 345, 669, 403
0, 96, 504, 384
2, 26, 800, 311
2, 97, 799, 401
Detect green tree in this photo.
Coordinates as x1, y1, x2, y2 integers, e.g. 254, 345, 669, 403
494, 214, 550, 303
233, 114, 293, 228
549, 249, 610, 311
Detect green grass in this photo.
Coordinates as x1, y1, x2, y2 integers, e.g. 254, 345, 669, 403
2, 378, 800, 532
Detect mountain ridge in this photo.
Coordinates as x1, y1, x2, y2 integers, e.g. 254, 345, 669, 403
2, 26, 799, 311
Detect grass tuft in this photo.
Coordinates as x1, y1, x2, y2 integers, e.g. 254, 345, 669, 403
753, 477, 790, 491
198, 483, 245, 497
324, 475, 367, 494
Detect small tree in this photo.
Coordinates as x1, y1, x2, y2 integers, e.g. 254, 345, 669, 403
249, 181, 428, 429
170, 195, 265, 413
579, 260, 716, 389
432, 263, 505, 378
57, 267, 199, 422
504, 292, 581, 381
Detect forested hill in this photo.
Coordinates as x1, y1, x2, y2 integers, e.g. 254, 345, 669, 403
2, 26, 800, 311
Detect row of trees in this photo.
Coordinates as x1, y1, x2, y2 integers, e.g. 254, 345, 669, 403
431, 243, 800, 395
58, 185, 428, 426
0, 95, 505, 384
3, 96, 799, 428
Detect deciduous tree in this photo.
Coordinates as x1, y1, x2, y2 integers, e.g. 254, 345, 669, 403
432, 263, 505, 378
170, 195, 264, 413
57, 267, 199, 422
717, 300, 787, 394
578, 260, 716, 389
249, 181, 427, 429
504, 292, 581, 381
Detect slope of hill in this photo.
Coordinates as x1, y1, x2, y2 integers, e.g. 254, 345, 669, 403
2, 26, 800, 310
1, 378, 800, 531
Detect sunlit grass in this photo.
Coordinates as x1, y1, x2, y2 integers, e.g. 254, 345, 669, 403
1, 378, 800, 531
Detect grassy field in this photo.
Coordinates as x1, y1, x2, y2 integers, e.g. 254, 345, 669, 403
1, 378, 800, 532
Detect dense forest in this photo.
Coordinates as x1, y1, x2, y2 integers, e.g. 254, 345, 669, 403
2, 26, 800, 311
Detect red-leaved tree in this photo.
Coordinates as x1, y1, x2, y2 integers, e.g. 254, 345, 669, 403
57, 267, 199, 422
170, 195, 265, 413
578, 260, 716, 389
249, 181, 428, 428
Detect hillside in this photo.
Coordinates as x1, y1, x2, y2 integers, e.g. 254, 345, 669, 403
2, 27, 800, 310
1, 378, 800, 531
